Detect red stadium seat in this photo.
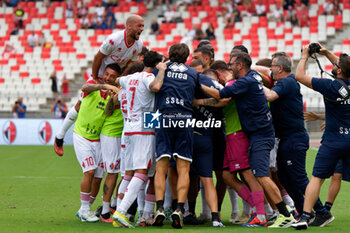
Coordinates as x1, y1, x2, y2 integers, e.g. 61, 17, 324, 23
31, 78, 41, 84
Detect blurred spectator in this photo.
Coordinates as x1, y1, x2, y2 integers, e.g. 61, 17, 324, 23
39, 32, 46, 47
205, 22, 215, 40
61, 74, 70, 98
80, 15, 90, 29
50, 71, 58, 97
217, 0, 232, 18
96, 2, 105, 19
51, 97, 68, 119
163, 6, 175, 23
268, 3, 284, 22
226, 4, 240, 27
90, 13, 101, 29
323, 0, 334, 15
44, 0, 51, 7
283, 0, 296, 10
255, 0, 266, 16
110, 0, 120, 7
12, 97, 26, 118
241, 0, 254, 17
14, 3, 24, 29
178, 0, 192, 7
27, 31, 39, 47
77, 2, 88, 18
5, 0, 20, 7
301, 0, 309, 6
289, 9, 299, 26
150, 19, 160, 35
333, 0, 342, 15
104, 7, 116, 29
66, 0, 74, 18
194, 26, 205, 40
181, 25, 197, 44
97, 16, 108, 29
296, 4, 309, 27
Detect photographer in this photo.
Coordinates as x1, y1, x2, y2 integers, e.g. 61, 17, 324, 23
51, 97, 68, 119
12, 97, 26, 118
292, 44, 350, 230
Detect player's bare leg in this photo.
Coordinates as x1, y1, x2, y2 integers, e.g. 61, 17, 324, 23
54, 100, 81, 156
153, 158, 170, 226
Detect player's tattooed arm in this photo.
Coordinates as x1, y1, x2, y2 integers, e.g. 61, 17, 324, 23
193, 98, 231, 107
105, 96, 115, 116
149, 62, 167, 92
82, 84, 119, 94
201, 84, 221, 99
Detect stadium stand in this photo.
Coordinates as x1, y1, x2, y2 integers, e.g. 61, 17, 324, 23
0, 0, 350, 115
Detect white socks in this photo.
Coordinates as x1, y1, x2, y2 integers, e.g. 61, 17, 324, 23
102, 201, 110, 215
56, 107, 78, 139
117, 175, 132, 207
228, 187, 239, 214
118, 173, 148, 215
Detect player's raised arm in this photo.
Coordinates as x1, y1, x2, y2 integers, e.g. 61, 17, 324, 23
296, 45, 313, 88
149, 62, 167, 92
92, 51, 107, 81
263, 86, 279, 102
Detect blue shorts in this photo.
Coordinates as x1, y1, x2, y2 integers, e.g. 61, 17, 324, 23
334, 160, 343, 174
212, 127, 226, 171
248, 136, 275, 177
190, 135, 213, 178
156, 125, 193, 162
312, 140, 350, 180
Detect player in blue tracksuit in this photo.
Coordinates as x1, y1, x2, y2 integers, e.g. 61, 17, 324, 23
152, 43, 202, 229
188, 70, 225, 227
292, 45, 350, 230
201, 52, 296, 228
263, 52, 328, 221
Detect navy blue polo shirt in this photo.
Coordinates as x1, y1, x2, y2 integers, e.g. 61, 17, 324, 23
312, 77, 350, 142
270, 74, 308, 139
154, 62, 201, 115
219, 70, 274, 136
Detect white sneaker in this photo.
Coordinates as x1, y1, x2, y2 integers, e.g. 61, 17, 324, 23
229, 213, 240, 223
213, 220, 225, 227
76, 210, 100, 222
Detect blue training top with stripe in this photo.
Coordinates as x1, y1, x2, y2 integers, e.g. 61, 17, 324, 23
219, 69, 273, 135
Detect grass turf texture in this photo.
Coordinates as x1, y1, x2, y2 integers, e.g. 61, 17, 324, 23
0, 146, 349, 233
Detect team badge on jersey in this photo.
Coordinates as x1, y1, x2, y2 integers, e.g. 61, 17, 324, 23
169, 63, 188, 72
2, 120, 16, 144
143, 110, 162, 129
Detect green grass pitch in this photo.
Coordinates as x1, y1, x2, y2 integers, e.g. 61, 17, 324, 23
0, 145, 349, 233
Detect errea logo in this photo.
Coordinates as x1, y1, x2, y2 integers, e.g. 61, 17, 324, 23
169, 63, 188, 72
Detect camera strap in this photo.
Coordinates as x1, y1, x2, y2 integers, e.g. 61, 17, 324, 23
313, 54, 350, 103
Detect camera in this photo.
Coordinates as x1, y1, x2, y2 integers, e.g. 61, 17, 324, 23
15, 101, 19, 104
308, 43, 321, 56
57, 100, 61, 104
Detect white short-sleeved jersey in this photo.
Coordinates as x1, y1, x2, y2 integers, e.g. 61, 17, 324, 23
98, 30, 143, 78
118, 88, 128, 119
119, 71, 156, 133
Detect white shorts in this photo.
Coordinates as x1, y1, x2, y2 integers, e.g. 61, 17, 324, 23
125, 134, 156, 176
120, 132, 132, 175
269, 138, 280, 171
100, 134, 121, 174
73, 132, 104, 177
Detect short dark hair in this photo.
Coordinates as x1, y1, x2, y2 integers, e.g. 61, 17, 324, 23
256, 58, 272, 68
125, 62, 144, 75
231, 52, 252, 70
339, 53, 350, 78
197, 40, 215, 59
106, 63, 121, 74
169, 43, 190, 63
231, 45, 249, 54
143, 51, 163, 68
272, 52, 292, 72
194, 46, 213, 59
189, 59, 205, 68
202, 69, 219, 79
140, 46, 149, 56
210, 60, 229, 71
